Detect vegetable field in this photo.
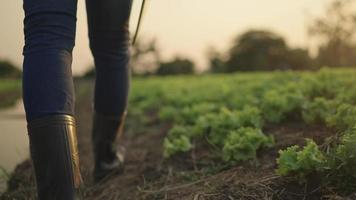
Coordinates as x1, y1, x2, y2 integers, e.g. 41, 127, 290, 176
129, 68, 356, 198
4, 68, 356, 199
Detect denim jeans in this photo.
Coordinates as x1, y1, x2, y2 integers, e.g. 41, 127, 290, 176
22, 0, 132, 122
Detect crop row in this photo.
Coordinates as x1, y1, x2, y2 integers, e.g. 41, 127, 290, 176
129, 68, 356, 191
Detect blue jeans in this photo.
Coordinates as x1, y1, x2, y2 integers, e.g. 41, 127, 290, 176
22, 0, 132, 122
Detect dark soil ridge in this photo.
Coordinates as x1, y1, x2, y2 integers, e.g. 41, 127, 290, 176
1, 82, 355, 200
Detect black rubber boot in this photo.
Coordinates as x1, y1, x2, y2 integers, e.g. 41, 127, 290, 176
28, 115, 82, 200
92, 112, 127, 182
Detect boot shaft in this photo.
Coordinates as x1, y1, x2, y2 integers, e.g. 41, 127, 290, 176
91, 112, 127, 182
28, 115, 82, 200
92, 112, 126, 163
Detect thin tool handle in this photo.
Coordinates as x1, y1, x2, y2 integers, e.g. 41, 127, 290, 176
132, 0, 146, 45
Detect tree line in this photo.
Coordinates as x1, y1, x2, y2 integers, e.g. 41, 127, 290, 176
0, 60, 21, 79
119, 0, 356, 76
208, 0, 356, 73
1, 0, 355, 78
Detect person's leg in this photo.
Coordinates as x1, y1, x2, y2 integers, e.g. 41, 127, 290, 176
22, 0, 82, 198
85, 0, 133, 181
86, 0, 132, 116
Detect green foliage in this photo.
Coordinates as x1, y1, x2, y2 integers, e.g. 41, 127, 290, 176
236, 106, 264, 128
302, 97, 336, 124
276, 126, 356, 190
193, 108, 240, 146
158, 106, 177, 122
262, 83, 303, 123
159, 103, 218, 125
0, 79, 21, 92
129, 68, 356, 191
159, 103, 267, 161
156, 57, 195, 75
276, 146, 300, 176
193, 107, 263, 147
222, 128, 274, 162
275, 70, 356, 190
322, 127, 356, 191
222, 30, 313, 72
278, 116, 356, 190
326, 103, 356, 130
276, 139, 325, 178
336, 87, 356, 105
300, 69, 345, 99
180, 103, 218, 125
163, 126, 193, 157
162, 107, 270, 162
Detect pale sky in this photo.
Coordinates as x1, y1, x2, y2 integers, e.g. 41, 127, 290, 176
0, 0, 333, 75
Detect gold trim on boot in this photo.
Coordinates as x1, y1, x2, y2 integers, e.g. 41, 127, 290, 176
117, 111, 127, 139
66, 120, 83, 188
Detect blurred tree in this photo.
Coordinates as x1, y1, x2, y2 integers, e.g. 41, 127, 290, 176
0, 60, 21, 78
286, 48, 315, 71
131, 38, 161, 75
309, 0, 356, 67
224, 30, 312, 72
206, 47, 227, 73
156, 57, 195, 75
82, 65, 95, 78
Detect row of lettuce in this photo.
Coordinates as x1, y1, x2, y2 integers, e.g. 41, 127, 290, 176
128, 68, 356, 190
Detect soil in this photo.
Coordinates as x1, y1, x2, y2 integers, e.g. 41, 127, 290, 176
1, 81, 355, 200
